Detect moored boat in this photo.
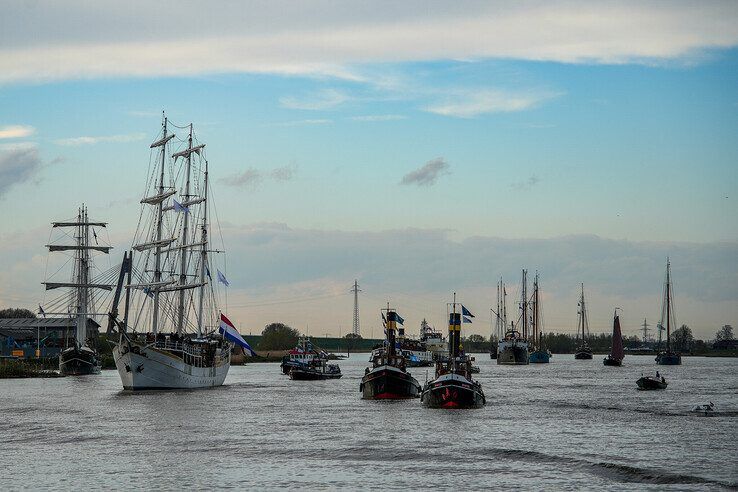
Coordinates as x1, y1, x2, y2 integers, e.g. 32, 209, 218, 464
655, 259, 682, 366
573, 283, 593, 360
528, 272, 551, 364
421, 295, 485, 409
360, 306, 421, 399
498, 270, 530, 365
603, 309, 624, 366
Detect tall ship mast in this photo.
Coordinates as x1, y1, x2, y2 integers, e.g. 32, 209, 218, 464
574, 284, 593, 360
497, 270, 530, 365
489, 277, 506, 360
655, 258, 682, 365
43, 206, 113, 375
110, 115, 249, 390
420, 293, 485, 408
529, 272, 551, 363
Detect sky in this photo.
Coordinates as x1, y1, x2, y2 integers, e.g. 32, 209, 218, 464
1, 1, 737, 340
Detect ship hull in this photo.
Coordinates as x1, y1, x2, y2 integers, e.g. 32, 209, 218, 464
655, 352, 681, 365
421, 374, 485, 409
360, 365, 421, 399
59, 346, 101, 376
497, 343, 529, 365
574, 350, 593, 360
113, 339, 230, 390
637, 377, 667, 390
603, 356, 622, 366
529, 350, 550, 363
289, 367, 342, 380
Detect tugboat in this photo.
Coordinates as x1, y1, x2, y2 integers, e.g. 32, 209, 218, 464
637, 371, 668, 390
360, 306, 421, 399
529, 272, 551, 363
42, 206, 111, 376
603, 309, 624, 366
281, 337, 325, 374
574, 284, 594, 360
289, 358, 342, 380
421, 295, 485, 409
497, 270, 530, 365
655, 259, 682, 365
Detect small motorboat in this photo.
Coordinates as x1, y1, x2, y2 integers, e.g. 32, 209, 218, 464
636, 373, 668, 390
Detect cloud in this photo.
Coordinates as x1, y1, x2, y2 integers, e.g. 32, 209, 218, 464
0, 125, 35, 139
271, 164, 297, 181
400, 158, 450, 186
349, 114, 407, 122
512, 175, 541, 191
53, 133, 146, 146
279, 89, 350, 110
221, 168, 263, 189
2, 2, 737, 84
0, 147, 43, 197
424, 89, 560, 118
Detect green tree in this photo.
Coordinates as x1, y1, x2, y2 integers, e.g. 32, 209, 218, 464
0, 308, 36, 318
259, 323, 300, 350
670, 324, 694, 352
715, 324, 734, 341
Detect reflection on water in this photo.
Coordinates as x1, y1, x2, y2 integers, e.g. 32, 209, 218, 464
1, 355, 736, 490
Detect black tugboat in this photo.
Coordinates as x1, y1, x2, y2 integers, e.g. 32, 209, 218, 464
655, 259, 682, 366
360, 306, 421, 399
289, 361, 342, 380
421, 295, 485, 409
280, 337, 325, 375
287, 337, 342, 380
574, 283, 594, 360
603, 309, 624, 366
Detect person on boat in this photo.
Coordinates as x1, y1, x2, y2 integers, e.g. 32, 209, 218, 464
661, 376, 665, 383
656, 371, 660, 378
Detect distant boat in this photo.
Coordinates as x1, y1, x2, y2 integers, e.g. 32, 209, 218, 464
637, 372, 668, 390
289, 360, 342, 380
603, 310, 624, 366
421, 294, 485, 408
655, 259, 682, 365
497, 270, 530, 365
573, 284, 593, 360
280, 337, 326, 374
529, 272, 551, 364
360, 306, 421, 399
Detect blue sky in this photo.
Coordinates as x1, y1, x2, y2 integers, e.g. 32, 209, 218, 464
1, 1, 737, 338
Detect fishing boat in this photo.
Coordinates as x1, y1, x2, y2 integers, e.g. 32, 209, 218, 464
637, 372, 668, 390
655, 259, 682, 365
529, 272, 551, 363
281, 337, 325, 374
421, 295, 485, 409
110, 116, 252, 390
603, 309, 624, 366
573, 284, 593, 360
497, 270, 530, 365
360, 306, 421, 399
42, 207, 112, 375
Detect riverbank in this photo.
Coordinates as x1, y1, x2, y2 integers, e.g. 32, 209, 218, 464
0, 358, 62, 378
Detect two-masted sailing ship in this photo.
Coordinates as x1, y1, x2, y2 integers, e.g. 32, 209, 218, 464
528, 273, 551, 363
573, 284, 593, 359
42, 207, 112, 375
490, 277, 507, 360
497, 270, 530, 365
420, 295, 485, 408
109, 116, 241, 389
360, 306, 421, 399
655, 258, 682, 365
603, 309, 625, 366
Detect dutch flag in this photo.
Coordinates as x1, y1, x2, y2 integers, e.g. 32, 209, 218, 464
219, 313, 256, 356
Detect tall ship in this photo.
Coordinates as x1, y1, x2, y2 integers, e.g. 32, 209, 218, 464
421, 295, 485, 408
110, 116, 244, 390
603, 309, 624, 366
42, 206, 112, 375
573, 284, 593, 359
655, 258, 682, 365
489, 277, 507, 359
528, 272, 551, 363
360, 306, 421, 399
497, 270, 530, 365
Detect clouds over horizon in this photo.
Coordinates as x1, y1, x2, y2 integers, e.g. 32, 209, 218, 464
400, 158, 450, 186
0, 147, 43, 197
220, 164, 298, 189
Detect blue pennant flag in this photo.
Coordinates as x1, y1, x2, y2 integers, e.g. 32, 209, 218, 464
461, 305, 475, 318
217, 269, 229, 287
463, 315, 473, 323
396, 313, 404, 325
173, 199, 190, 214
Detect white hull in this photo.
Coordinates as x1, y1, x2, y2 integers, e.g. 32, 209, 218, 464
113, 339, 230, 390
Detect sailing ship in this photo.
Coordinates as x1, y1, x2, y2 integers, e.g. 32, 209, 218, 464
655, 259, 682, 365
360, 306, 421, 399
603, 309, 624, 366
110, 116, 237, 390
42, 207, 112, 375
497, 270, 530, 365
573, 284, 593, 359
528, 272, 551, 363
489, 278, 507, 360
420, 295, 485, 408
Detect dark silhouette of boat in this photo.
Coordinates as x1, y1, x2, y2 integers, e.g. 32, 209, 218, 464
574, 283, 593, 360
603, 310, 624, 366
637, 373, 668, 390
655, 259, 682, 365
289, 360, 342, 380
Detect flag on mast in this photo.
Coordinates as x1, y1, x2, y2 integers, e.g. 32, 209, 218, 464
217, 269, 229, 286
219, 313, 256, 356
461, 305, 475, 318
173, 199, 190, 214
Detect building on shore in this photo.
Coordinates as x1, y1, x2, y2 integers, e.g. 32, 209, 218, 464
0, 318, 100, 358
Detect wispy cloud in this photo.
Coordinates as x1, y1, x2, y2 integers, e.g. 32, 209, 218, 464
271, 164, 297, 181
279, 89, 350, 110
0, 147, 43, 197
221, 164, 298, 188
349, 114, 407, 122
0, 125, 35, 139
425, 89, 561, 118
400, 157, 450, 187
53, 133, 146, 146
511, 175, 541, 191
